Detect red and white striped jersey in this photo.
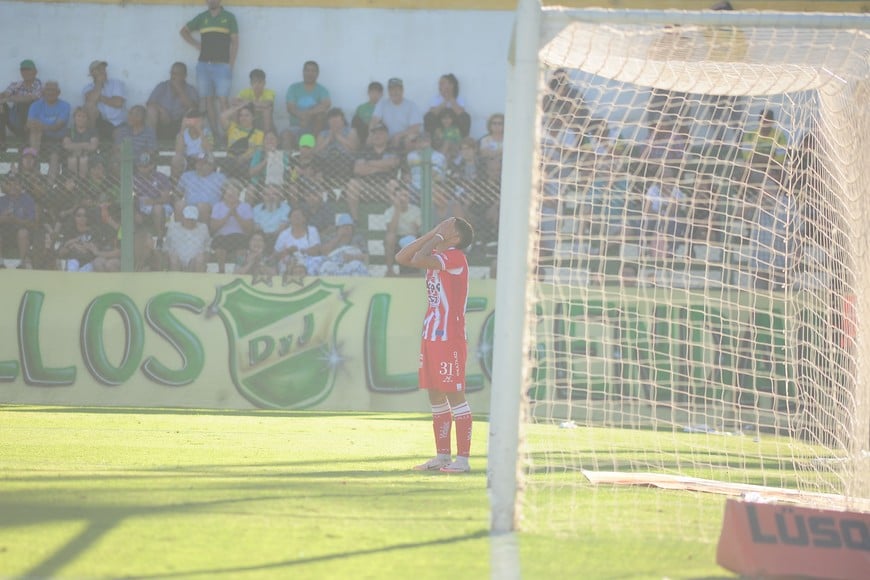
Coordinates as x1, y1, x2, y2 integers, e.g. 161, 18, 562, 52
422, 248, 469, 342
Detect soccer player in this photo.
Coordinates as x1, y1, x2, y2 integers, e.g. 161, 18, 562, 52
395, 217, 475, 473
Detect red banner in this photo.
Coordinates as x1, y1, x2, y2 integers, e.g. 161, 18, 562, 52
717, 499, 870, 579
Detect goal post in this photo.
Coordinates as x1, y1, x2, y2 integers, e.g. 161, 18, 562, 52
489, 1, 870, 546
488, 0, 545, 536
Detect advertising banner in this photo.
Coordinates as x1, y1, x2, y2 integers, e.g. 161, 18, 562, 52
0, 272, 496, 412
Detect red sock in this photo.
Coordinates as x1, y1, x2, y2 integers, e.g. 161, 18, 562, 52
431, 401, 452, 456
451, 401, 473, 458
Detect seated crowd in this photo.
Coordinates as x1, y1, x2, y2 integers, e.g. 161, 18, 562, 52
0, 59, 504, 274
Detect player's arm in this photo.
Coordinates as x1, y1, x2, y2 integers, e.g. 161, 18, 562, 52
395, 219, 455, 270
395, 230, 442, 270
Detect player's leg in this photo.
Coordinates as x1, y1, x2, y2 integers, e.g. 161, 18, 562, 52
413, 343, 454, 471
440, 343, 471, 473
441, 391, 472, 473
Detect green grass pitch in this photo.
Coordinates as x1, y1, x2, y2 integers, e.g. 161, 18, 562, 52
0, 405, 737, 579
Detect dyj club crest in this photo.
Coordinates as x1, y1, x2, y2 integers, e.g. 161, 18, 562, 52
211, 279, 351, 409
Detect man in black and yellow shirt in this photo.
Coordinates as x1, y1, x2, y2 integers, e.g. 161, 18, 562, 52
180, 0, 239, 144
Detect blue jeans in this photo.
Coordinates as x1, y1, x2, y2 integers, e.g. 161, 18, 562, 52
196, 62, 232, 98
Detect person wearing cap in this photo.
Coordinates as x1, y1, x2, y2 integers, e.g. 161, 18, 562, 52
176, 150, 226, 222
25, 80, 71, 181
163, 204, 211, 272
146, 62, 200, 141
284, 61, 332, 143
0, 59, 42, 147
288, 133, 318, 184
180, 0, 239, 143
171, 108, 213, 181
344, 120, 400, 222
370, 77, 422, 154
133, 152, 174, 242
82, 60, 127, 142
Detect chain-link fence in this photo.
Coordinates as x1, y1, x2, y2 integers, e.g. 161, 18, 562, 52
0, 133, 503, 277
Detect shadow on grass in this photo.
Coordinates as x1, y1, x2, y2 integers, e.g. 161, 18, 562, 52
15, 495, 289, 579
126, 530, 490, 579
2, 453, 487, 578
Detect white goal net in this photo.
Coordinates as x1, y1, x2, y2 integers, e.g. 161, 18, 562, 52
491, 6, 870, 542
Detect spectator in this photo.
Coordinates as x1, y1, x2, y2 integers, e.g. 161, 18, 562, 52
220, 102, 264, 179
284, 60, 331, 145
544, 68, 585, 121
314, 107, 359, 186
164, 205, 211, 272
210, 178, 253, 273
114, 105, 157, 160
234, 68, 275, 133
235, 230, 277, 277
478, 113, 504, 177
382, 179, 422, 277
56, 204, 115, 272
405, 132, 446, 194
62, 107, 99, 177
171, 108, 213, 181
274, 206, 322, 275
741, 108, 788, 184
315, 213, 369, 277
296, 181, 337, 239
641, 168, 687, 257
180, 0, 239, 142
249, 131, 289, 187
288, 133, 319, 185
351, 81, 383, 146
25, 81, 70, 181
41, 174, 83, 249
81, 155, 119, 220
252, 183, 290, 248
432, 108, 462, 159
0, 59, 42, 148
0, 173, 37, 269
424, 73, 471, 138
82, 60, 127, 143
14, 147, 49, 210
176, 152, 226, 221
344, 122, 400, 221
133, 152, 174, 242
370, 77, 422, 154
449, 136, 480, 185
146, 62, 199, 141
750, 179, 799, 290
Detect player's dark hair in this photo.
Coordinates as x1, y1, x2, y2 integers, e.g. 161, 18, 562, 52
453, 217, 474, 251
249, 68, 266, 82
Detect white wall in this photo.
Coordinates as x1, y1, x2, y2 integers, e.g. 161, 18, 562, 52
1, 2, 514, 139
